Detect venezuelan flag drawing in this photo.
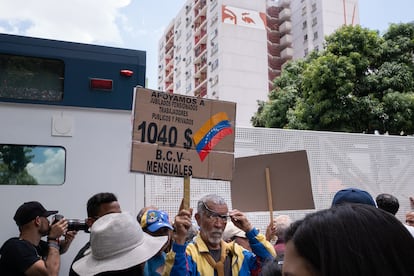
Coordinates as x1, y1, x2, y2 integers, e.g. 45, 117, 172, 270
193, 112, 233, 161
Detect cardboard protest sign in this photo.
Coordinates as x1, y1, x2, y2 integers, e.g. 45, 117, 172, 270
130, 88, 236, 181
231, 150, 315, 211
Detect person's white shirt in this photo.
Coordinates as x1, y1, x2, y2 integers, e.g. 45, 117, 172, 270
404, 224, 414, 238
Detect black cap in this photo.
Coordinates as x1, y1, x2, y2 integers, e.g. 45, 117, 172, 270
13, 201, 58, 226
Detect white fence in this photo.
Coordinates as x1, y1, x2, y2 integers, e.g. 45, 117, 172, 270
144, 127, 414, 232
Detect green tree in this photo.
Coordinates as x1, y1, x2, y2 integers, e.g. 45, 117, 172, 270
0, 145, 37, 185
252, 23, 414, 135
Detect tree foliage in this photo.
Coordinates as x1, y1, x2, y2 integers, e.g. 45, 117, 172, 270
0, 145, 37, 185
252, 23, 414, 135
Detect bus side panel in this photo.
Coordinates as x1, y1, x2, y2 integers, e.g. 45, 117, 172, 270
0, 103, 145, 275
0, 33, 146, 110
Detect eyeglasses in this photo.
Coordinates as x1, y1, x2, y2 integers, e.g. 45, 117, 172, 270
201, 201, 230, 222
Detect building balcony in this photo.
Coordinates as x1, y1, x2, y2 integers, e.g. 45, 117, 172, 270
268, 70, 280, 83
194, 0, 206, 18
194, 81, 207, 98
165, 79, 174, 94
279, 21, 292, 34
281, 47, 293, 59
194, 53, 207, 75
279, 0, 290, 8
266, 6, 279, 18
195, 43, 206, 58
165, 67, 174, 81
165, 40, 174, 56
165, 26, 174, 43
268, 56, 282, 68
279, 8, 291, 21
195, 15, 207, 32
266, 17, 279, 30
194, 72, 207, 88
267, 31, 280, 44
267, 44, 280, 56
280, 34, 292, 47
194, 22, 207, 46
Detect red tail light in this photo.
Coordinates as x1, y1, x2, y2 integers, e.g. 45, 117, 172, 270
120, 70, 134, 77
90, 78, 113, 91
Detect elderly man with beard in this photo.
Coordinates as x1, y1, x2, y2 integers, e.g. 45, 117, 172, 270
163, 194, 275, 276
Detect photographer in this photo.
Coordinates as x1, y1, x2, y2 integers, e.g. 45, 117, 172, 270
0, 201, 76, 276
69, 192, 121, 276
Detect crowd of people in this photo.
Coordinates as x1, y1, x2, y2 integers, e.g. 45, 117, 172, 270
1, 189, 414, 276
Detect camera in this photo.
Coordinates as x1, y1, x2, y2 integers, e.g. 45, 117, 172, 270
52, 214, 89, 232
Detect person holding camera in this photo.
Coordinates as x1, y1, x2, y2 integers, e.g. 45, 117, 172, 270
69, 192, 121, 276
0, 201, 75, 276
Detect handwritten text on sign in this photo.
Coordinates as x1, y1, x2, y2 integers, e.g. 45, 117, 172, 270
130, 88, 236, 181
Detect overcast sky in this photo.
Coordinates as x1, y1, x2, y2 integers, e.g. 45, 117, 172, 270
0, 0, 412, 90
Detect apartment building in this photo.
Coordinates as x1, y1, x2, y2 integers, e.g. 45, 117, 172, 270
157, 0, 359, 126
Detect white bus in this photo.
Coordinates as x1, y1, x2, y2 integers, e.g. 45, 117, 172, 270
0, 33, 147, 275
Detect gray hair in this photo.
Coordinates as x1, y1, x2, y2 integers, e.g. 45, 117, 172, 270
274, 215, 292, 237
197, 194, 227, 214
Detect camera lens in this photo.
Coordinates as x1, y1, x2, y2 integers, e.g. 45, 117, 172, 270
67, 219, 89, 232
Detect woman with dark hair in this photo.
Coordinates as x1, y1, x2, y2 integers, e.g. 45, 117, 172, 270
283, 204, 414, 276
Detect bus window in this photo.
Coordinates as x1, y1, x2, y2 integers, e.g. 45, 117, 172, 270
0, 144, 65, 185
0, 54, 64, 101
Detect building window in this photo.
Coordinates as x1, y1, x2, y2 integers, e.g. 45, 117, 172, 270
186, 83, 192, 93
0, 144, 66, 185
211, 59, 219, 71
0, 54, 64, 102
314, 45, 319, 52
312, 17, 317, 26
210, 0, 218, 11
313, 31, 318, 40
186, 30, 192, 41
175, 80, 181, 89
211, 42, 218, 56
304, 34, 308, 42
185, 71, 192, 80
185, 56, 192, 66
186, 43, 192, 53
302, 6, 306, 16
185, 4, 192, 15
176, 29, 182, 39
210, 28, 218, 39
304, 48, 309, 57
210, 75, 218, 87
176, 54, 181, 64
186, 16, 192, 27
311, 3, 317, 12
302, 21, 307, 29
210, 13, 218, 26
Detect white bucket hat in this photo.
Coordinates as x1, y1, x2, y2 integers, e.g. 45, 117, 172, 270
222, 221, 246, 241
73, 212, 167, 276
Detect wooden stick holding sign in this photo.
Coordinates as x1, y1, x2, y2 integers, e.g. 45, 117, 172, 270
183, 175, 191, 209
265, 167, 277, 244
